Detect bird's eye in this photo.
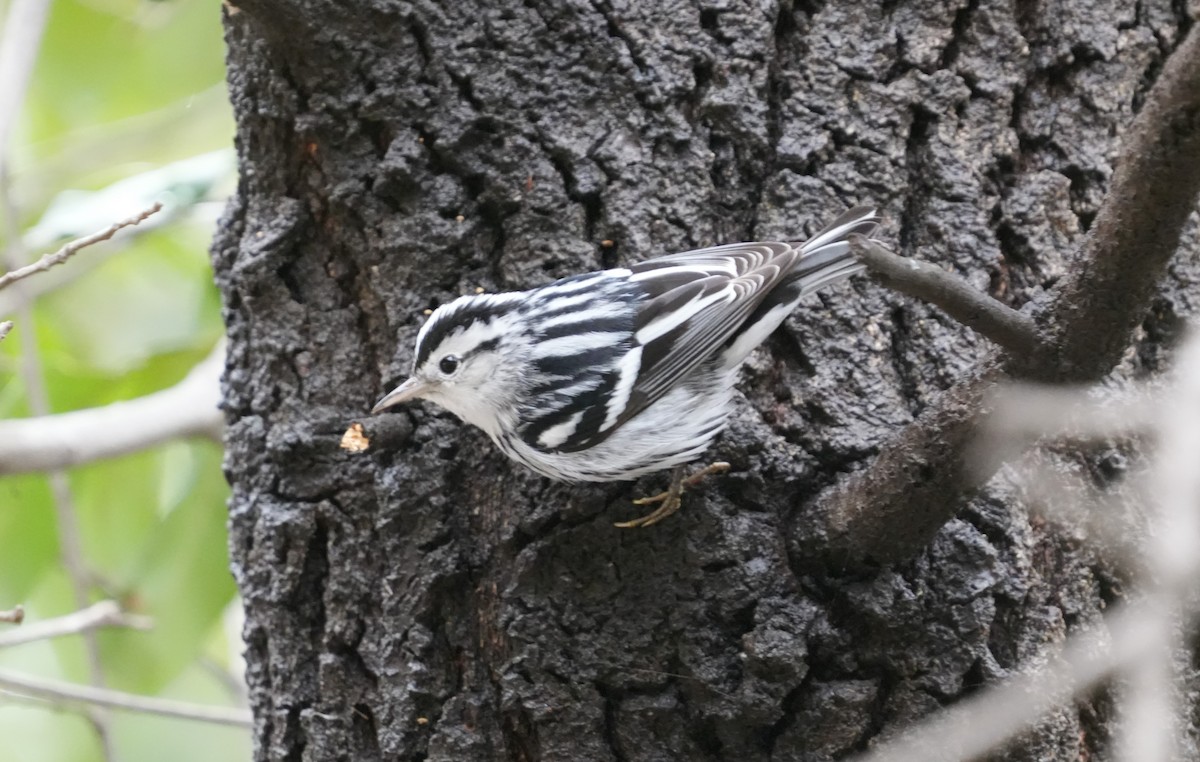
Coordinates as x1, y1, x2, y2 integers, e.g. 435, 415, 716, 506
438, 355, 461, 375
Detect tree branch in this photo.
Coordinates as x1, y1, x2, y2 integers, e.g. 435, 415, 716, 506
0, 606, 24, 624
0, 342, 224, 476
849, 235, 1040, 355
0, 601, 151, 649
797, 26, 1200, 565
0, 668, 252, 727
1036, 40, 1200, 383
0, 202, 162, 293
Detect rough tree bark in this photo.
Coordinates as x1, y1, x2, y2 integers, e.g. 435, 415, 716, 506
214, 1, 1199, 760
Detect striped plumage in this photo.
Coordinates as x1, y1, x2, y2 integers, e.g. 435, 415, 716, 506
373, 206, 880, 485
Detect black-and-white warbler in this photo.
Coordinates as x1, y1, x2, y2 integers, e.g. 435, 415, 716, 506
373, 205, 880, 526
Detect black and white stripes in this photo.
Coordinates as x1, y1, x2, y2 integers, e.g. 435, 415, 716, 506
392, 205, 881, 483
518, 272, 640, 453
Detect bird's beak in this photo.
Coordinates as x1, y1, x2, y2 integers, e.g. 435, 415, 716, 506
371, 377, 430, 413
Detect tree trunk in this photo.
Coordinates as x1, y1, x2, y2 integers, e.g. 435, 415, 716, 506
213, 0, 1197, 759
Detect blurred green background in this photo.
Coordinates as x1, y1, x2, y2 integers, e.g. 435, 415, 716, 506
0, 0, 246, 758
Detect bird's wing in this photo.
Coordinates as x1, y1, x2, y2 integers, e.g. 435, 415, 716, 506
542, 241, 797, 454
520, 247, 792, 456
615, 242, 800, 423
547, 205, 880, 453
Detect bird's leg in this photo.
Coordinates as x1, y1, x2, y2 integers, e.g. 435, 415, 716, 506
613, 467, 686, 528
614, 462, 731, 528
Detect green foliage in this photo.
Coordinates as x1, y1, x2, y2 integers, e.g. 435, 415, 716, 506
0, 0, 246, 758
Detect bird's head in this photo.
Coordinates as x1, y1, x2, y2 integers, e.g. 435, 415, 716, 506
371, 293, 526, 436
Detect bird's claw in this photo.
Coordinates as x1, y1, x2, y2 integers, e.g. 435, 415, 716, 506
614, 462, 732, 528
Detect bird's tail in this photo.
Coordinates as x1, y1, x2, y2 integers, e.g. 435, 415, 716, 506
794, 204, 880, 296
716, 205, 882, 371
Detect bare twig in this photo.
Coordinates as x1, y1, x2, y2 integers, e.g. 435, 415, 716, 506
0, 601, 152, 649
1116, 609, 1179, 762
848, 599, 1164, 762
849, 235, 1040, 355
1007, 455, 1144, 563
1114, 329, 1200, 761
973, 383, 1157, 484
0, 0, 50, 157
0, 606, 24, 624
0, 202, 162, 293
2, 207, 117, 759
0, 242, 118, 313
802, 26, 1200, 565
0, 6, 118, 742
0, 341, 224, 475
46, 472, 111, 749
983, 383, 1158, 442
0, 668, 252, 727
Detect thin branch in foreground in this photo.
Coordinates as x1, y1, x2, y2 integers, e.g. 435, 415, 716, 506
0, 606, 24, 624
849, 235, 1041, 356
1112, 330, 1200, 762
0, 668, 252, 727
0, 601, 151, 649
971, 383, 1157, 484
848, 599, 1163, 762
0, 202, 162, 293
983, 383, 1158, 441
0, 341, 224, 475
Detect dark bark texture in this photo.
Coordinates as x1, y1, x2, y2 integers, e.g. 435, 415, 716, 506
213, 1, 1198, 760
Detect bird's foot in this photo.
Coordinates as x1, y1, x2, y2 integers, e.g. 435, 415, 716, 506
614, 462, 731, 528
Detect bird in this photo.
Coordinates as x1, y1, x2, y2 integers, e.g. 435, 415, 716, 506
372, 205, 880, 527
